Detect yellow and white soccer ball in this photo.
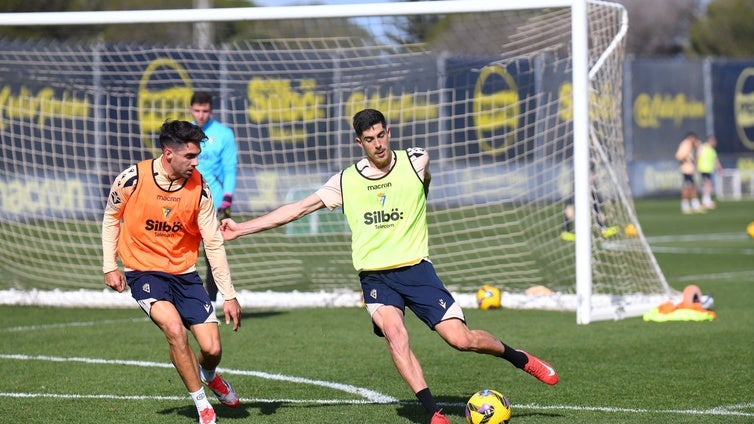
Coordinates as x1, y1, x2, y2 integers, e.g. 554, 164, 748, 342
465, 389, 512, 424
476, 285, 501, 310
747, 221, 754, 239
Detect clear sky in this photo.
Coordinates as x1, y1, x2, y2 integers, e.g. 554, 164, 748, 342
251, 0, 400, 43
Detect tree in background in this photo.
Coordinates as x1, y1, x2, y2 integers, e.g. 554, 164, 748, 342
688, 0, 754, 57
381, 0, 441, 46
613, 0, 702, 57
390, 0, 707, 57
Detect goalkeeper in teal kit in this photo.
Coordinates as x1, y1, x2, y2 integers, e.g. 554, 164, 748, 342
190, 91, 238, 301
221, 108, 558, 424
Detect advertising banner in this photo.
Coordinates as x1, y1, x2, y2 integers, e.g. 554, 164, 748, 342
627, 59, 707, 161
6, 39, 754, 221
709, 60, 754, 156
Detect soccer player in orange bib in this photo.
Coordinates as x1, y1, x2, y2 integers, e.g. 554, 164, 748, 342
102, 120, 242, 424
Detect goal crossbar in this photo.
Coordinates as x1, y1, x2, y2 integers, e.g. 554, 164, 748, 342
0, 1, 574, 26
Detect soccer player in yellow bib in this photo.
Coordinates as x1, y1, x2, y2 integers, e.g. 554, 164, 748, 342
697, 134, 723, 210
221, 109, 558, 424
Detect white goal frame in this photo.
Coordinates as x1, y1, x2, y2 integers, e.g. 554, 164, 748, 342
0, 0, 672, 324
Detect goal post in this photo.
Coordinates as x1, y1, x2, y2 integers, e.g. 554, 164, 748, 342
572, 0, 593, 324
0, 0, 677, 323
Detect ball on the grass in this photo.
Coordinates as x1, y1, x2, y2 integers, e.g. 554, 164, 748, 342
624, 223, 638, 238
465, 389, 512, 424
476, 285, 501, 310
747, 221, 754, 238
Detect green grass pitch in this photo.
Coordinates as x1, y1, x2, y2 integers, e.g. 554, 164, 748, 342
0, 198, 752, 423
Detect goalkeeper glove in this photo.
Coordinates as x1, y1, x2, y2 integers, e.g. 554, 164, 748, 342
217, 193, 232, 220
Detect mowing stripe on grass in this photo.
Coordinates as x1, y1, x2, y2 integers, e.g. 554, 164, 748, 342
433, 401, 754, 418
507, 402, 754, 417
673, 270, 754, 282
604, 232, 754, 255
646, 232, 754, 254
645, 233, 747, 243
0, 353, 398, 404
649, 245, 754, 254
0, 317, 148, 333
0, 392, 385, 405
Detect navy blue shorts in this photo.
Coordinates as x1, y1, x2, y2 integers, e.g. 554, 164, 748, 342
126, 270, 217, 327
359, 260, 460, 336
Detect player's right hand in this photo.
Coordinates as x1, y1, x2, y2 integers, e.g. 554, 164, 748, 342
223, 298, 242, 332
220, 218, 240, 241
104, 270, 127, 293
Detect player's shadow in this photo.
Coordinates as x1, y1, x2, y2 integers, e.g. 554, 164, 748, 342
159, 400, 351, 421
239, 400, 333, 417
396, 395, 468, 423
217, 310, 287, 320
396, 402, 439, 423
158, 404, 250, 421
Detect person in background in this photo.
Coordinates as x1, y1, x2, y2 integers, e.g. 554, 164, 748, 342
102, 120, 242, 424
697, 134, 724, 210
190, 91, 239, 301
675, 132, 703, 214
221, 108, 558, 424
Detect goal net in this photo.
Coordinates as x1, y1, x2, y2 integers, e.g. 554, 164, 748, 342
0, 0, 676, 322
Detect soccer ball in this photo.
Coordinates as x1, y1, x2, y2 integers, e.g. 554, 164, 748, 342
465, 389, 512, 424
624, 223, 638, 238
476, 285, 501, 310
746, 221, 754, 238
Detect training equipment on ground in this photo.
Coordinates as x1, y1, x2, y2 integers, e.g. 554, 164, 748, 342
701, 294, 714, 310
476, 285, 502, 310
0, 1, 673, 323
465, 389, 512, 424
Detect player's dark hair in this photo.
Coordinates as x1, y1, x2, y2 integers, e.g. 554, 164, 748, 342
159, 120, 207, 150
352, 108, 386, 136
190, 91, 213, 106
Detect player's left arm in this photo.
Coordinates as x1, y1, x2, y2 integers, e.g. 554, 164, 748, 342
222, 192, 326, 241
